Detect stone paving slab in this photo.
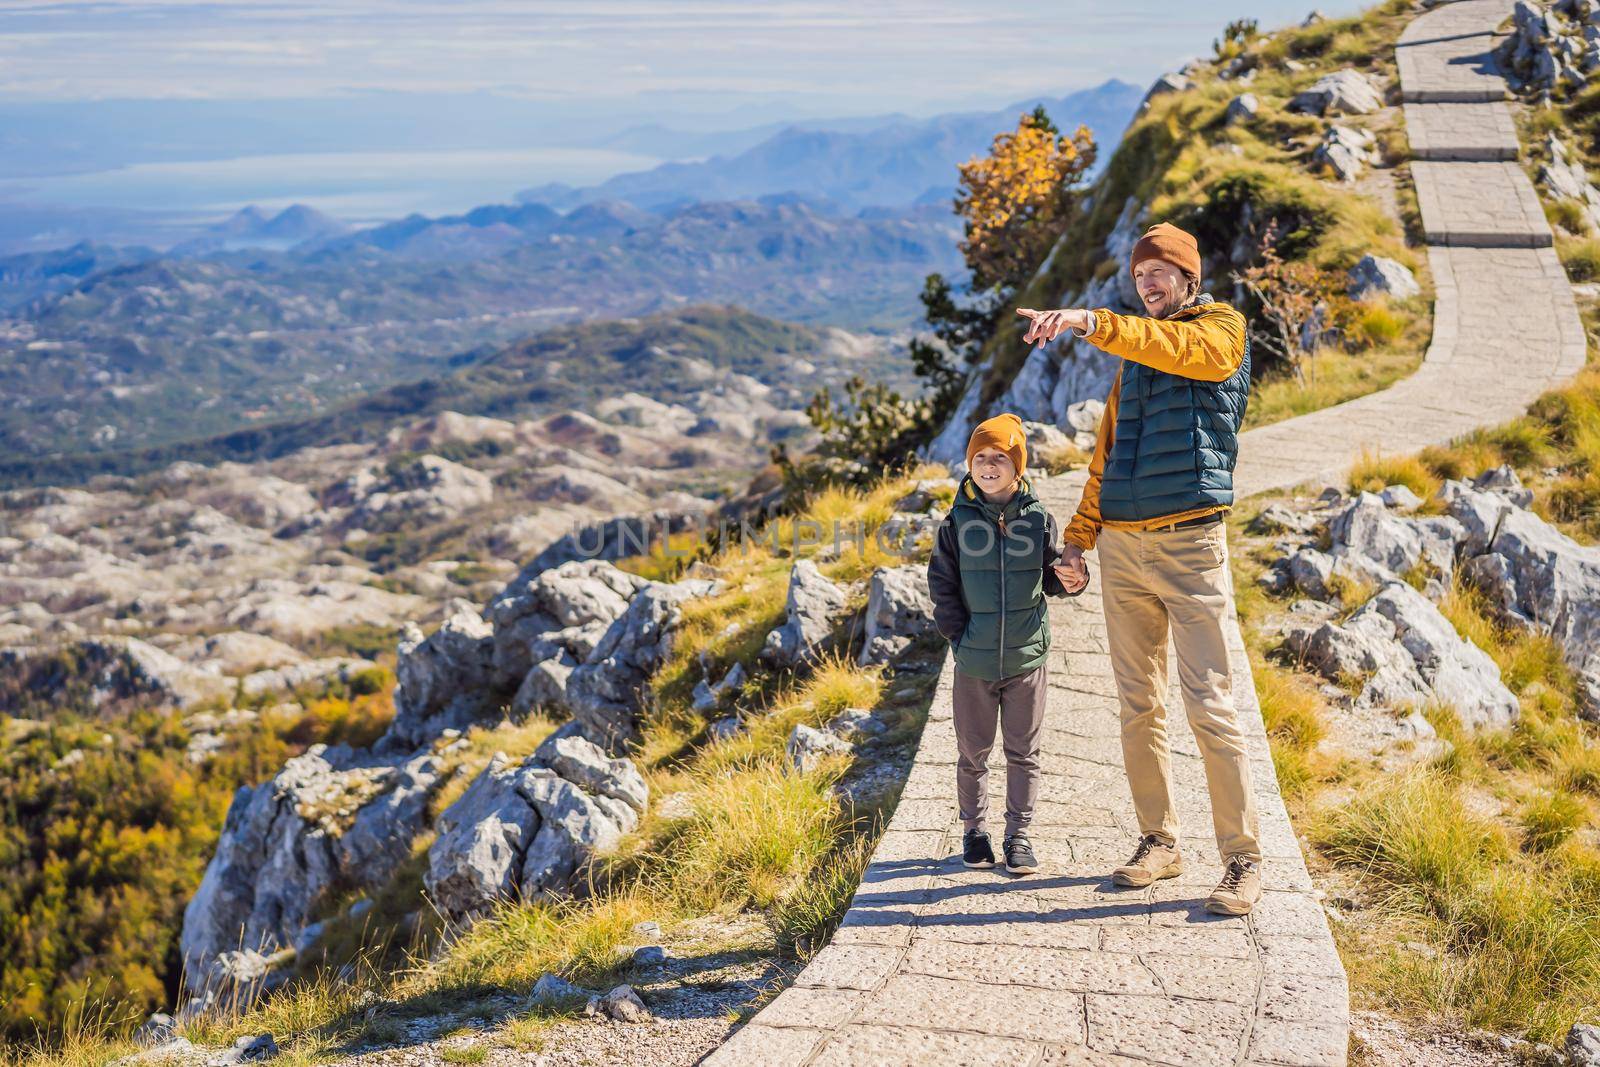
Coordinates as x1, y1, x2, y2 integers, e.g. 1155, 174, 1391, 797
1396, 0, 1511, 102
704, 0, 1586, 1062
1413, 160, 1551, 246
1405, 100, 1518, 160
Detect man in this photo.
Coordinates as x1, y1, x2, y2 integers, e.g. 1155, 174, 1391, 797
1015, 221, 1262, 916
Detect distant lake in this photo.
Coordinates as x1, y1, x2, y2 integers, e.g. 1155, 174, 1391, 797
0, 146, 666, 225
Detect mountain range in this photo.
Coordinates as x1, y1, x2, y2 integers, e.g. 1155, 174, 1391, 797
517, 80, 1143, 212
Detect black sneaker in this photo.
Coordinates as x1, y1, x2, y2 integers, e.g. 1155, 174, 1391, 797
1003, 831, 1039, 875
962, 828, 996, 868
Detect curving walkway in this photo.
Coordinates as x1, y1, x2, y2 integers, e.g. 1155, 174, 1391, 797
706, 3, 1583, 1064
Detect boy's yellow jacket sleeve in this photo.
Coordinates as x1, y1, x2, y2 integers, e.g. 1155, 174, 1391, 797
1082, 303, 1246, 383
1062, 374, 1119, 552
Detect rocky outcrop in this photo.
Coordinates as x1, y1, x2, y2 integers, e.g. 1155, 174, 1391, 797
1313, 125, 1380, 183
326, 454, 494, 532
488, 559, 649, 692
1224, 93, 1260, 126
786, 723, 853, 773
1288, 69, 1384, 115
1497, 0, 1600, 96
1444, 477, 1600, 718
1347, 255, 1421, 301
3, 636, 233, 711
858, 565, 936, 666
425, 725, 648, 918
1536, 133, 1600, 232
1265, 465, 1600, 731
179, 743, 443, 997
761, 560, 852, 668
1286, 580, 1520, 733
566, 577, 719, 746
381, 607, 500, 749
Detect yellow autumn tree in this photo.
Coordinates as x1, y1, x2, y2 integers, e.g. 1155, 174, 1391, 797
955, 106, 1097, 294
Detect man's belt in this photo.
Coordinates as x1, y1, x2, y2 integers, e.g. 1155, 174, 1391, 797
1150, 513, 1222, 531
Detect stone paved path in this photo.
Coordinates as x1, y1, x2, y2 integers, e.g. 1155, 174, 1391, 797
704, 3, 1585, 1064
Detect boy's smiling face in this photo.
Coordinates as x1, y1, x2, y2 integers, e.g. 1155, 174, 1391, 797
970, 446, 1017, 500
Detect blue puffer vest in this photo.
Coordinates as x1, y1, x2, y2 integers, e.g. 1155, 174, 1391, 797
1099, 303, 1252, 523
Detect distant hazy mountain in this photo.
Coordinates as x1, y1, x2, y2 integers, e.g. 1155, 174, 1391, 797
0, 241, 159, 311
167, 203, 351, 255
517, 80, 1143, 212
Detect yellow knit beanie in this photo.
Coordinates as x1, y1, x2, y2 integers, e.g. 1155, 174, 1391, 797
966, 412, 1027, 482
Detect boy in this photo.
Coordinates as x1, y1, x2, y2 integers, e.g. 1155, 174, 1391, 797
926, 412, 1087, 875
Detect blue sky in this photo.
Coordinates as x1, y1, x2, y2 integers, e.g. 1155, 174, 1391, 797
2, 0, 1363, 118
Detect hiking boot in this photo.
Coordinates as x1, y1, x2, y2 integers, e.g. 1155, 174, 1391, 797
962, 828, 996, 868
1206, 856, 1262, 915
1003, 831, 1039, 875
1111, 834, 1182, 887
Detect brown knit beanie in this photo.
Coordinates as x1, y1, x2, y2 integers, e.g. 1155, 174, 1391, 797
966, 412, 1027, 482
1129, 222, 1202, 282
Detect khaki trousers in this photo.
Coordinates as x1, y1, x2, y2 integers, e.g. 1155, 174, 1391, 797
1098, 523, 1261, 863
951, 661, 1047, 838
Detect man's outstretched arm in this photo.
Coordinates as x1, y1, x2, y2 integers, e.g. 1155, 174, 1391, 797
1017, 305, 1246, 382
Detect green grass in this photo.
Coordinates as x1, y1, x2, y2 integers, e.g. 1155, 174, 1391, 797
1313, 771, 1600, 1040
1559, 236, 1600, 281
1347, 447, 1441, 500
1246, 343, 1426, 431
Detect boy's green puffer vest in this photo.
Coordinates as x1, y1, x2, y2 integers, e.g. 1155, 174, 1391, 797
948, 473, 1052, 681
1100, 309, 1252, 523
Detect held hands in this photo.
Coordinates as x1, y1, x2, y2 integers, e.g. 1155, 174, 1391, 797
1052, 544, 1090, 594
1018, 307, 1090, 346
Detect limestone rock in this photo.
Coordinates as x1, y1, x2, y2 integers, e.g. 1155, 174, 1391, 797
1289, 69, 1384, 115
488, 558, 649, 689
1471, 464, 1534, 507
692, 660, 747, 713
1379, 484, 1423, 510
1347, 255, 1421, 301
172, 632, 306, 674
590, 985, 651, 1023
383, 608, 498, 748
761, 560, 851, 668
786, 724, 852, 773
11, 636, 234, 711
1142, 72, 1191, 105
330, 454, 493, 530
1451, 483, 1600, 717
1224, 93, 1260, 126
179, 743, 442, 996
1568, 1023, 1600, 1067
239, 656, 375, 698
858, 565, 934, 666
134, 1014, 178, 1048
424, 733, 647, 919
827, 707, 888, 738
1328, 491, 1462, 588
533, 724, 648, 814
565, 578, 716, 746
1287, 581, 1519, 731
529, 973, 589, 1008
893, 478, 956, 514
204, 1034, 278, 1067
1251, 502, 1321, 536
1062, 398, 1106, 450
1313, 125, 1379, 182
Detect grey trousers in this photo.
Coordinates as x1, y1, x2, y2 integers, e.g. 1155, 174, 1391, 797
952, 661, 1048, 837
